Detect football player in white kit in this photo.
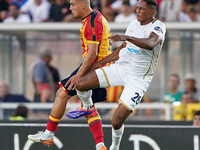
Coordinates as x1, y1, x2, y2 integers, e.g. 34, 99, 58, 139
67, 0, 166, 150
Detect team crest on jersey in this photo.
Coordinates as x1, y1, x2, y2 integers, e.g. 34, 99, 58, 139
154, 26, 163, 34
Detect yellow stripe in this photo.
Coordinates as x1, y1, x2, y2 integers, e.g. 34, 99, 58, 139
88, 116, 101, 124
157, 43, 162, 58
107, 87, 114, 102
100, 68, 111, 87
150, 43, 162, 78
49, 115, 61, 122
59, 82, 66, 91
143, 50, 154, 79
118, 99, 132, 112
113, 124, 124, 133
87, 41, 100, 44
62, 86, 66, 91
112, 136, 120, 139
117, 86, 123, 99
151, 18, 157, 23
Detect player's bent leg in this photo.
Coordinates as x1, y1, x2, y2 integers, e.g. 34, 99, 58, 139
51, 88, 71, 118
28, 88, 71, 146
67, 71, 100, 119
66, 90, 98, 119
76, 70, 100, 91
110, 104, 131, 150
112, 104, 131, 130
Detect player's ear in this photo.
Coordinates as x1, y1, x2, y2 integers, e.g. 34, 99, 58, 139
149, 8, 155, 15
80, 3, 85, 9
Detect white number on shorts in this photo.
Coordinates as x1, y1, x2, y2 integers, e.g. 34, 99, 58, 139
131, 92, 142, 105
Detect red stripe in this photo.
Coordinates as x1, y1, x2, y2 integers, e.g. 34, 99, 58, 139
113, 87, 117, 102
59, 82, 68, 94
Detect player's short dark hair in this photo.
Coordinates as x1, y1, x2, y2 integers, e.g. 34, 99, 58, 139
142, 0, 157, 9
194, 110, 200, 116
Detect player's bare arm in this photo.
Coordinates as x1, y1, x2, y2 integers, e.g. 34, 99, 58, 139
89, 41, 126, 72
66, 42, 98, 90
109, 32, 162, 50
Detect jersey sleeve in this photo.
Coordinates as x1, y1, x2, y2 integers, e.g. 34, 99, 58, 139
85, 20, 103, 44
150, 22, 166, 39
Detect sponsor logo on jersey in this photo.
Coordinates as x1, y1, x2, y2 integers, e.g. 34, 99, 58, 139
127, 47, 140, 54
154, 26, 163, 34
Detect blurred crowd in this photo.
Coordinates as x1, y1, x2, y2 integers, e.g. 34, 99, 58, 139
1, 0, 200, 23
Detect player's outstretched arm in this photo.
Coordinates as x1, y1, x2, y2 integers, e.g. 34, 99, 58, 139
96, 41, 126, 65
127, 32, 162, 50
109, 32, 162, 50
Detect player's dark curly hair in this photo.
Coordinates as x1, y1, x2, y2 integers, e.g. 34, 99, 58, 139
142, 0, 157, 9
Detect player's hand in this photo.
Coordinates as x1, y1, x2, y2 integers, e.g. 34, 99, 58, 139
65, 74, 82, 90
108, 35, 128, 42
89, 62, 102, 73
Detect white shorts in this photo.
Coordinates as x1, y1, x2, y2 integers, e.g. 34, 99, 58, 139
95, 63, 151, 112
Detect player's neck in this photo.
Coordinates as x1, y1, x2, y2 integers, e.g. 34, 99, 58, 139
81, 8, 93, 19
140, 17, 155, 25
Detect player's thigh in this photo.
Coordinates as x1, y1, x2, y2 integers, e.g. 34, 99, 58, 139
95, 64, 123, 88
76, 70, 100, 91
119, 85, 146, 112
59, 65, 81, 96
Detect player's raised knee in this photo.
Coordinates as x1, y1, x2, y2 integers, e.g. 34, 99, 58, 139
56, 88, 68, 99
75, 80, 85, 91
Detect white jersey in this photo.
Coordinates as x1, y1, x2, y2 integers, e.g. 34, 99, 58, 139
115, 19, 166, 78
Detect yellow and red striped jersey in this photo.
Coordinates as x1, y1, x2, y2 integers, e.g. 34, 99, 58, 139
80, 11, 112, 63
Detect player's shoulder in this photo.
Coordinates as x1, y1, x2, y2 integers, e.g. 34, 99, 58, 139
90, 11, 105, 28
153, 19, 165, 28
130, 19, 138, 25
126, 19, 138, 28
88, 11, 101, 25
151, 19, 166, 34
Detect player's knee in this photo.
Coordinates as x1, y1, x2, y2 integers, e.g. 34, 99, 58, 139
55, 88, 70, 100
111, 120, 122, 130
75, 80, 85, 91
